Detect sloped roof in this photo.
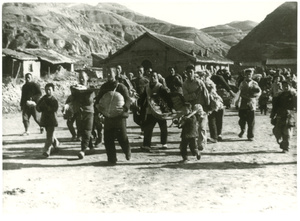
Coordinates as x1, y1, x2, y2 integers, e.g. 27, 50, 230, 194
105, 32, 233, 65
150, 33, 233, 64
2, 48, 38, 61
23, 49, 75, 64
266, 58, 297, 65
91, 53, 107, 60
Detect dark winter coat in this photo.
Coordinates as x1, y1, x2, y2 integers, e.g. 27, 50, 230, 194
181, 115, 198, 139
271, 89, 297, 127
36, 95, 59, 127
20, 82, 42, 108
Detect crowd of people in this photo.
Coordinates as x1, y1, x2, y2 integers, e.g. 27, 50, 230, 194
19, 64, 297, 164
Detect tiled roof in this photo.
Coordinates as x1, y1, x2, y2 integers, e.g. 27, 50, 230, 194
23, 49, 75, 64
2, 48, 38, 60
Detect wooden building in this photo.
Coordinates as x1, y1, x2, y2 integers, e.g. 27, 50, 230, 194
2, 48, 40, 79
93, 32, 233, 78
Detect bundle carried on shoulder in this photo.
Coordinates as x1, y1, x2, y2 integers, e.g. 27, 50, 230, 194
208, 91, 224, 112
97, 90, 125, 118
217, 88, 232, 108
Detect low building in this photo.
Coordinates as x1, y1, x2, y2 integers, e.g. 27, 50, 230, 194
265, 58, 297, 73
94, 32, 233, 78
2, 48, 40, 79
23, 48, 75, 76
232, 58, 297, 75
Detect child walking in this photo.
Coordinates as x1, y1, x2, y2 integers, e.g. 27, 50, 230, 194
179, 103, 202, 163
36, 83, 59, 157
270, 80, 297, 153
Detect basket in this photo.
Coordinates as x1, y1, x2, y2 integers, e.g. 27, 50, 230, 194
148, 95, 179, 120
97, 91, 125, 118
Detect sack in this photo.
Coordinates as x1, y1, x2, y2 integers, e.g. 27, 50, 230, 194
209, 92, 224, 112
97, 91, 125, 118
217, 88, 232, 108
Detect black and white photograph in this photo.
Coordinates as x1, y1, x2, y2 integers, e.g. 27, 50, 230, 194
1, 0, 298, 216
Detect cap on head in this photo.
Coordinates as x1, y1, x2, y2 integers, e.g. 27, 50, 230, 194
244, 68, 254, 74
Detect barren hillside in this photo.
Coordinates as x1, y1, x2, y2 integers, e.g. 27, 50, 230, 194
2, 2, 231, 63
227, 2, 297, 61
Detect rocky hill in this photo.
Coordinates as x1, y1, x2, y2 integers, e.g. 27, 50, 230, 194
201, 21, 258, 46
2, 2, 231, 66
227, 2, 297, 61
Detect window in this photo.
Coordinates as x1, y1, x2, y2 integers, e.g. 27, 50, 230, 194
28, 63, 33, 72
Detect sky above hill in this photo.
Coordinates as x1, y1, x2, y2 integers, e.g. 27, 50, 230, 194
90, 0, 285, 29
2, 0, 285, 29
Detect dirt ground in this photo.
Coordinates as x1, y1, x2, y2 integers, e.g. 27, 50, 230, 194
1, 108, 298, 215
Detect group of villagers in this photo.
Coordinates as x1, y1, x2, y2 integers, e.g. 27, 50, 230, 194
20, 64, 297, 164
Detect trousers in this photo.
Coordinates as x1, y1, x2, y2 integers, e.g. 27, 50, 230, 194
43, 126, 58, 154
67, 112, 81, 138
104, 118, 130, 163
79, 111, 94, 151
143, 114, 167, 147
22, 105, 41, 131
208, 108, 224, 139
238, 109, 255, 139
180, 137, 199, 160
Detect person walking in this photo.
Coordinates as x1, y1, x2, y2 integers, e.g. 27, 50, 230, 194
165, 67, 183, 94
182, 65, 210, 150
63, 86, 81, 141
20, 73, 43, 135
36, 83, 59, 158
73, 71, 97, 159
270, 80, 297, 152
209, 70, 236, 142
138, 71, 174, 152
95, 66, 131, 165
236, 68, 261, 141
131, 66, 149, 138
179, 103, 202, 163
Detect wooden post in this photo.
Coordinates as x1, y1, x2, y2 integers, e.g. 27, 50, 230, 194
13, 62, 21, 84
12, 59, 15, 77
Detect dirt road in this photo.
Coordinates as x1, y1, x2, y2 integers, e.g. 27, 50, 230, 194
1, 109, 298, 214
